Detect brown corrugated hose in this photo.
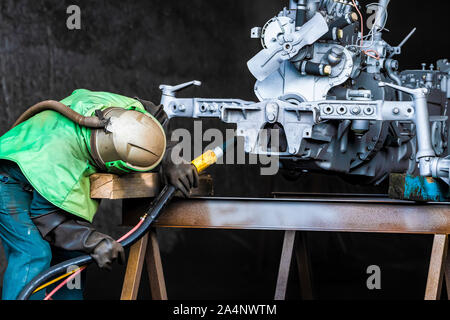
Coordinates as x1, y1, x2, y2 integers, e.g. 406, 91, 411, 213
12, 100, 106, 128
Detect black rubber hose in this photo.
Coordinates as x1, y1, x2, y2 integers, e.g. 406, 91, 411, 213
295, 1, 307, 28
17, 184, 177, 300
12, 100, 106, 129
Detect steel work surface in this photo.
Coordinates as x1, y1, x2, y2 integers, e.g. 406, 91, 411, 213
153, 197, 450, 234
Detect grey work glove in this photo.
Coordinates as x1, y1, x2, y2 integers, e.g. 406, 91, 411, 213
161, 144, 199, 197
33, 211, 125, 271
90, 236, 126, 271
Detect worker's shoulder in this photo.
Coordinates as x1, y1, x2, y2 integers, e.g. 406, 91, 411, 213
61, 89, 146, 113
65, 89, 137, 103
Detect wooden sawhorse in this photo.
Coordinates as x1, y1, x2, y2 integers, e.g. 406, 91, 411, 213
119, 228, 167, 300
120, 197, 449, 300
90, 173, 450, 300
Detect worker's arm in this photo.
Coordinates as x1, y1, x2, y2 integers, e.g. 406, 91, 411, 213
32, 211, 125, 271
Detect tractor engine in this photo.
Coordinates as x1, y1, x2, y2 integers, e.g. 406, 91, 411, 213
160, 0, 450, 185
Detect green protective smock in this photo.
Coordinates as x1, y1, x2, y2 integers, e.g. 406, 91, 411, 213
0, 89, 150, 222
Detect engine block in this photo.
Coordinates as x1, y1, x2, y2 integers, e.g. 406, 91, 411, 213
160, 0, 450, 185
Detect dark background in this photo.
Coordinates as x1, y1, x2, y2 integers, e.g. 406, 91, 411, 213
0, 0, 448, 299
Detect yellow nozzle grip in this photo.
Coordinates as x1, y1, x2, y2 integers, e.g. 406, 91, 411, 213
191, 150, 218, 173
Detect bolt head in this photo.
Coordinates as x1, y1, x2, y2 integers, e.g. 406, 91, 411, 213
351, 106, 361, 115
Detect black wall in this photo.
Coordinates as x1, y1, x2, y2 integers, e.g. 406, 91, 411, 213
0, 0, 448, 299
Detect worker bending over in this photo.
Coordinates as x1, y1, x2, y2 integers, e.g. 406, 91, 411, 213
0, 89, 198, 299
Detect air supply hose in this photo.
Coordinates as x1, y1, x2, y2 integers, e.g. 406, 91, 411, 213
12, 100, 107, 129
17, 142, 231, 300
17, 184, 177, 300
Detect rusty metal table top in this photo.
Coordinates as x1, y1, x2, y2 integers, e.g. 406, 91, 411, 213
153, 196, 450, 234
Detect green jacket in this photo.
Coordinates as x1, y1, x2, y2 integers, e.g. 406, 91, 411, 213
0, 89, 149, 222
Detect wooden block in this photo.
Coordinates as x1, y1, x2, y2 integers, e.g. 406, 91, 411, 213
389, 173, 450, 202
90, 173, 160, 199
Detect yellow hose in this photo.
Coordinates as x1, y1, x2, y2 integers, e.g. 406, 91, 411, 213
32, 267, 80, 294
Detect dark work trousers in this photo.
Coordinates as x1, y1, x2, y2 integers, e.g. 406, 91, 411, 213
0, 160, 85, 300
